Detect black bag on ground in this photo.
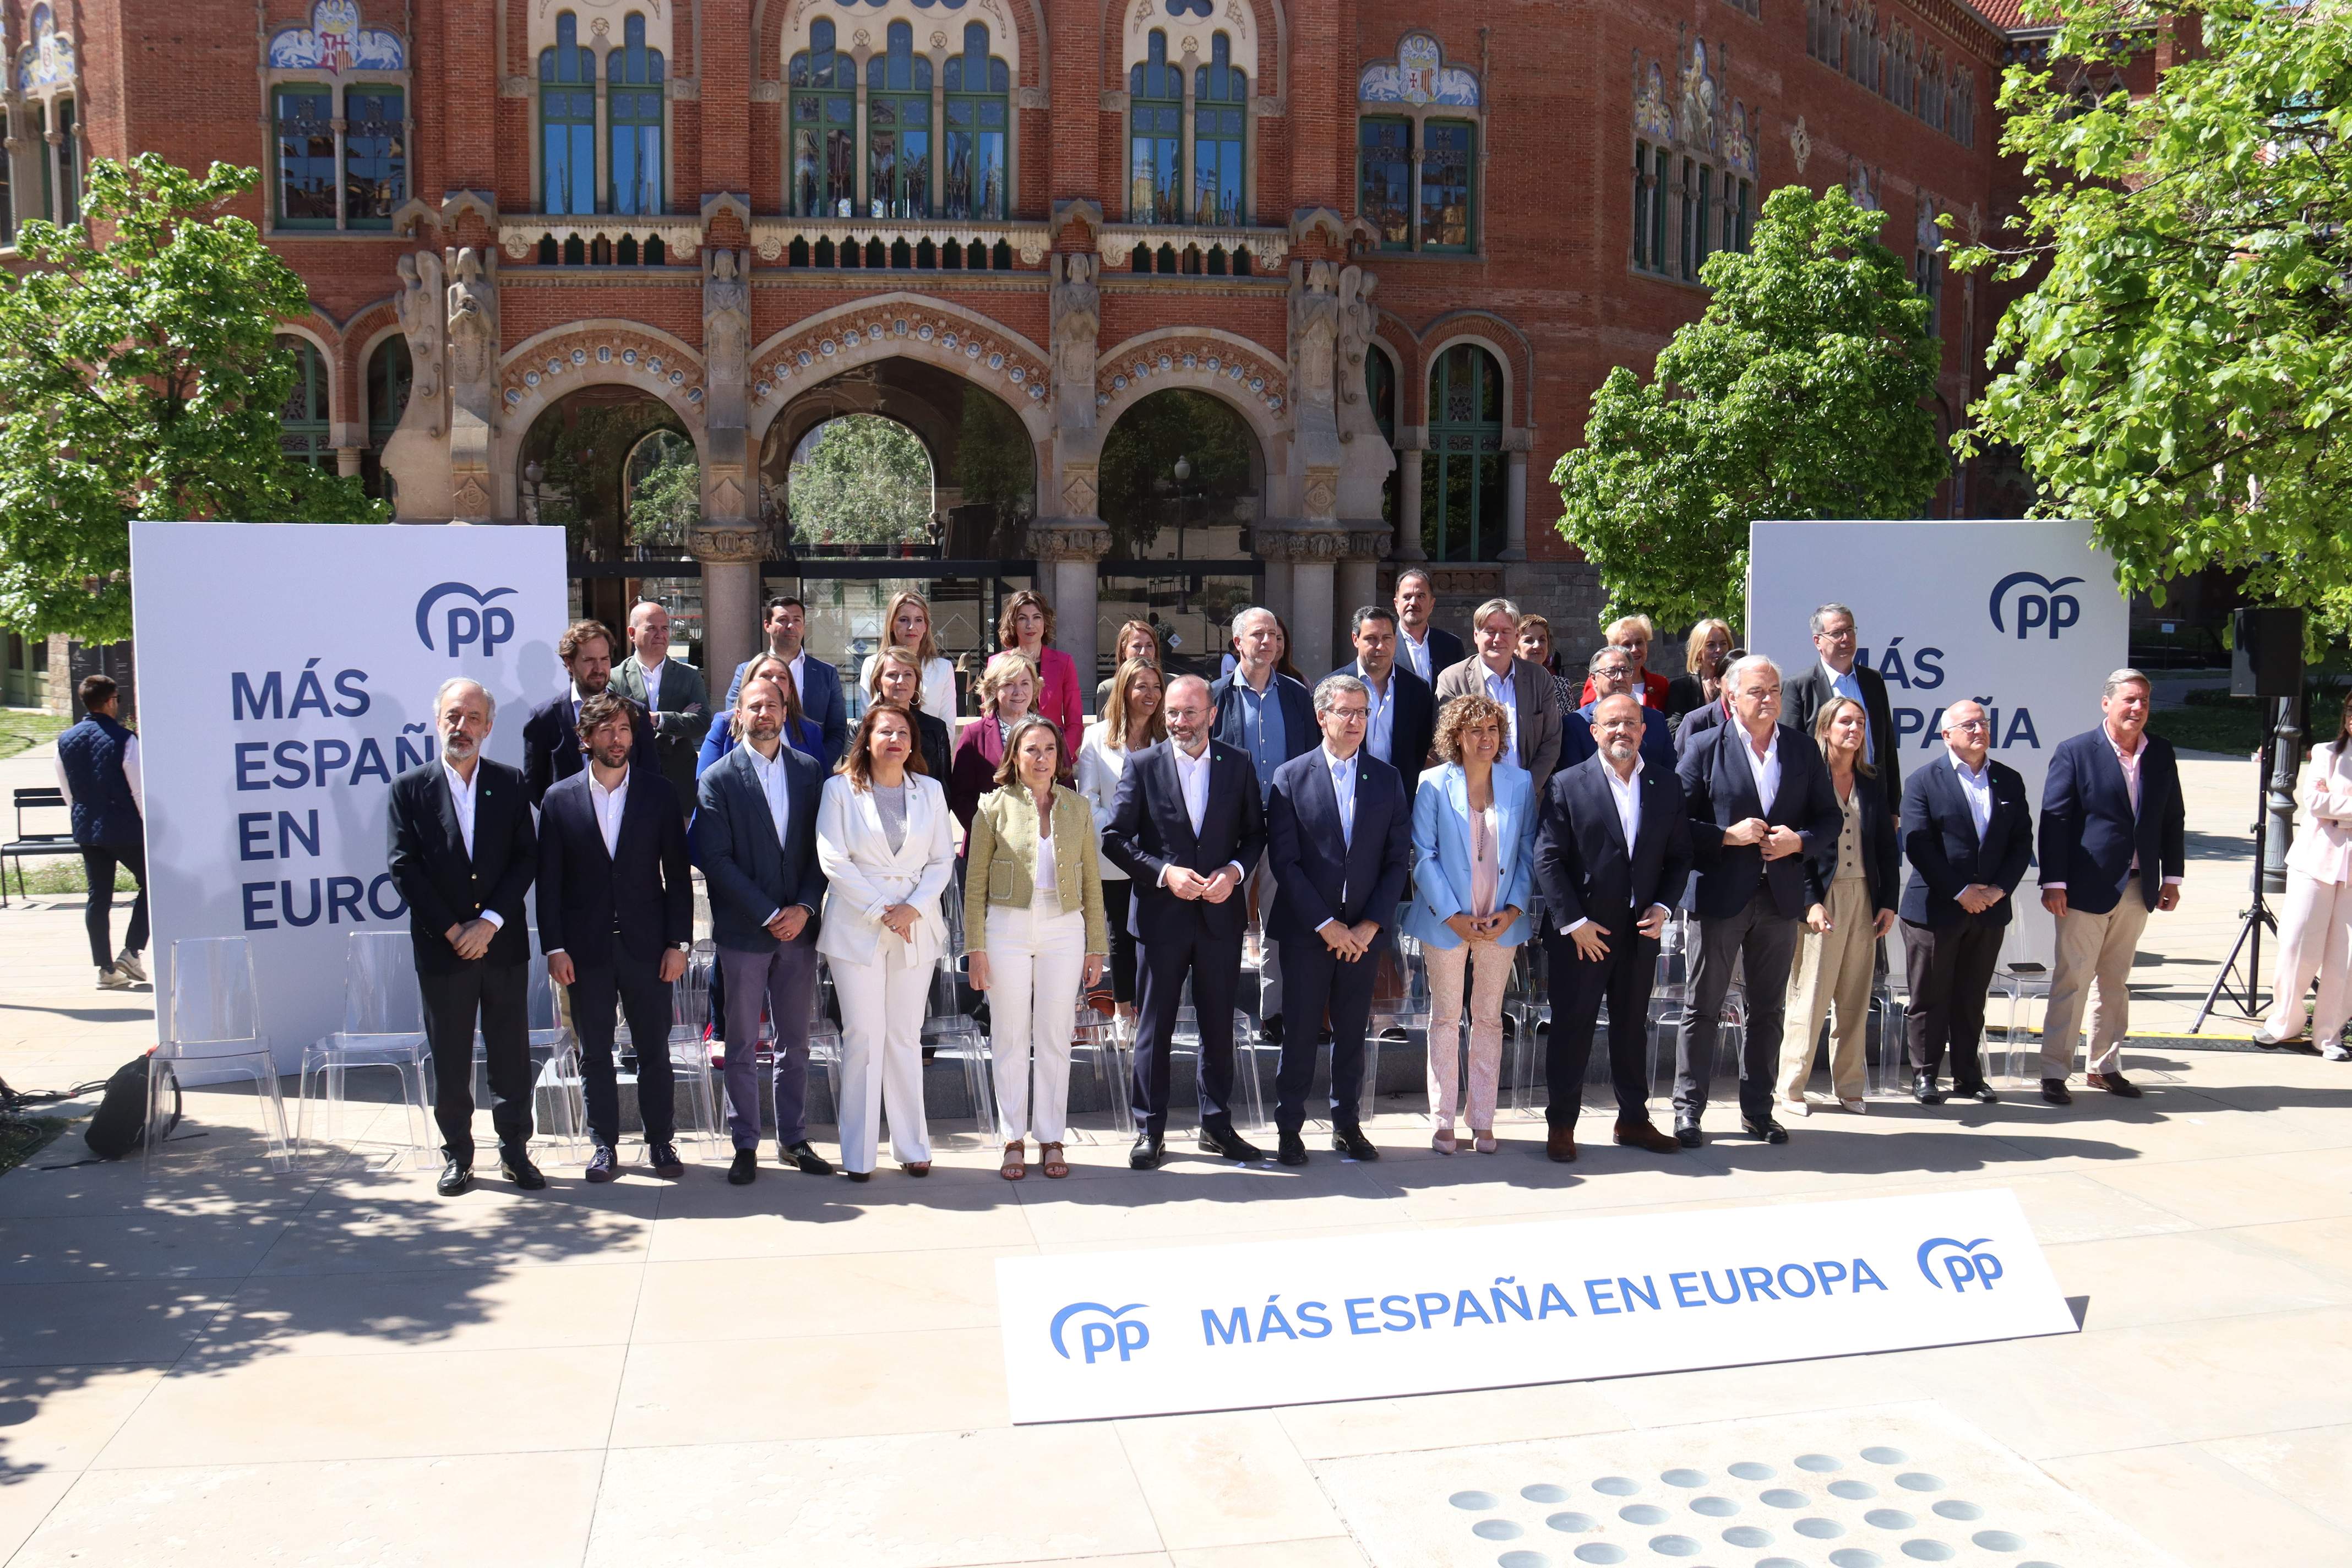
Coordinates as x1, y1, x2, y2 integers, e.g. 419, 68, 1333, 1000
83, 1053, 177, 1159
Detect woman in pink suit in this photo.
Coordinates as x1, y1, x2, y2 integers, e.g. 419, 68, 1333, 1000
1000, 590, 1085, 751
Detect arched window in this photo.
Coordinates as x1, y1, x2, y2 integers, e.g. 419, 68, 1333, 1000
1423, 345, 1505, 562
264, 1, 407, 229
1194, 33, 1246, 226
609, 13, 664, 215
540, 13, 596, 215
277, 337, 332, 470
1128, 30, 1182, 225
14, 5, 82, 230
361, 335, 411, 499
1358, 35, 1482, 254
788, 18, 856, 217
944, 23, 1009, 220
1366, 348, 1399, 525
273, 85, 337, 228
868, 22, 933, 220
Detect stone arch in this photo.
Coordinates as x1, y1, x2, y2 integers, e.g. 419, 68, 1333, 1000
273, 318, 343, 424
1086, 326, 1289, 461
1101, 0, 1284, 102
746, 292, 1054, 444
348, 305, 408, 434
1415, 313, 1533, 428
497, 320, 710, 433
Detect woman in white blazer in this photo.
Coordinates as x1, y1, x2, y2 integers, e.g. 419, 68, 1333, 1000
1400, 694, 1536, 1154
856, 590, 960, 729
1074, 656, 1166, 1023
815, 700, 959, 1178
2258, 691, 2352, 1058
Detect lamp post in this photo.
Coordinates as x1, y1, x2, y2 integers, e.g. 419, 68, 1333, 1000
521, 459, 545, 527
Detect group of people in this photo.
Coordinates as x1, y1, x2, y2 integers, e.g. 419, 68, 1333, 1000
378, 566, 2212, 1199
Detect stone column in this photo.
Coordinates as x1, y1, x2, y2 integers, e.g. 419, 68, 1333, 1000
1031, 520, 1110, 696
690, 525, 766, 685
1259, 527, 1343, 676
443, 247, 499, 521
1396, 442, 1425, 560
701, 247, 753, 540
1502, 435, 1530, 562
1338, 521, 1390, 644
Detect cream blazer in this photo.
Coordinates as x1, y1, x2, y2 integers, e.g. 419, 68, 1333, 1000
2289, 740, 2352, 885
814, 771, 957, 970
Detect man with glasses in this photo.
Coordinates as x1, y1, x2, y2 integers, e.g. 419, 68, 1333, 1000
1788, 602, 1901, 814
1563, 645, 1675, 771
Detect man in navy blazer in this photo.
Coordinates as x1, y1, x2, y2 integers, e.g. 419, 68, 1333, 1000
2034, 669, 2185, 1102
1673, 655, 1842, 1145
1103, 674, 1268, 1168
1898, 700, 2033, 1106
1211, 607, 1318, 1042
538, 693, 694, 1180
522, 619, 658, 807
696, 673, 835, 1183
1560, 645, 1676, 774
1534, 694, 1695, 1161
1327, 605, 1436, 778
1264, 674, 1413, 1164
1393, 567, 1465, 688
722, 596, 848, 767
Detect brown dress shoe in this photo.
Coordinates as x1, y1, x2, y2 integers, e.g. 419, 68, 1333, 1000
1613, 1119, 1682, 1154
2086, 1070, 2143, 1098
1545, 1127, 1579, 1163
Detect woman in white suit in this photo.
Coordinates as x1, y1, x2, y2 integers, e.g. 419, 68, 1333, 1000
2258, 690, 2352, 1059
1401, 694, 1536, 1154
815, 700, 959, 1178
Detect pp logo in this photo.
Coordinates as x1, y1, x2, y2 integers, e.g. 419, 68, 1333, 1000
1917, 1236, 2005, 1292
416, 581, 519, 658
1988, 571, 2083, 640
1049, 1301, 1151, 1364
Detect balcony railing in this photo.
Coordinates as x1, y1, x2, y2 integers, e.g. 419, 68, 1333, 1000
748, 217, 1053, 271
1100, 224, 1291, 274
499, 215, 705, 264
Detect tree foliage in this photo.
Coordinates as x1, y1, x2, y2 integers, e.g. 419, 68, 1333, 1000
0, 155, 383, 643
625, 429, 700, 546
952, 384, 1037, 523
1098, 388, 1256, 559
1553, 183, 1947, 632
788, 414, 934, 546
1954, 0, 2352, 636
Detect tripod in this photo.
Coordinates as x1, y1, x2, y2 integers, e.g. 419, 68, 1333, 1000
2191, 694, 2300, 1032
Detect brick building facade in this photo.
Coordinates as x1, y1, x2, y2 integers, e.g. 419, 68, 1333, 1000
4, 0, 2016, 689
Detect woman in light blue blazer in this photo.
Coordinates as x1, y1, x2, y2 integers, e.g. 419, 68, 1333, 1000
1403, 693, 1537, 1155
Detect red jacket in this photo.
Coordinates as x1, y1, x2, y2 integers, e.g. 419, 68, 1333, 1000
1578, 668, 1671, 709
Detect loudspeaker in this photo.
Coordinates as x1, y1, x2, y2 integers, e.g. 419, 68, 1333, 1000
2231, 606, 2306, 699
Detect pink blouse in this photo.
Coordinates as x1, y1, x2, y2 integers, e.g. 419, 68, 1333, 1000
1469, 803, 1501, 918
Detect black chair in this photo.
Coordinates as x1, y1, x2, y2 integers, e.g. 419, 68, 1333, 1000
2, 787, 79, 904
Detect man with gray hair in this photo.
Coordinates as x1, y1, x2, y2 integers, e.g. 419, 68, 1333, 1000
1788, 601, 1901, 814
1263, 673, 1414, 1163
1436, 595, 1565, 792
1211, 605, 1317, 1042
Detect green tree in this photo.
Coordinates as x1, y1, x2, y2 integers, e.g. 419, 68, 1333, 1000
0, 155, 383, 643
1954, 0, 2352, 635
787, 414, 933, 546
625, 429, 700, 547
952, 384, 1037, 524
1098, 388, 1255, 559
1553, 184, 1947, 631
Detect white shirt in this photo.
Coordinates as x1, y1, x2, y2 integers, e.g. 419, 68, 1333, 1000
745, 742, 794, 923
440, 759, 504, 930
1480, 661, 1521, 757
788, 650, 809, 710
1035, 791, 1059, 892
1075, 722, 1131, 882
1161, 739, 1246, 887
1400, 627, 1435, 682
1949, 751, 1994, 842
53, 733, 143, 818
1604, 756, 1643, 856
638, 657, 666, 711
1738, 724, 1782, 814
587, 765, 629, 858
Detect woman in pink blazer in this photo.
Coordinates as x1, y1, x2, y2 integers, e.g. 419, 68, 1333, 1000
1000, 589, 1085, 752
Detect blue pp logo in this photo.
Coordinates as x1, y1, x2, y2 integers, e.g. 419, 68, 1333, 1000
1988, 571, 2083, 640
415, 581, 519, 658
1049, 1301, 1152, 1364
1917, 1237, 2005, 1292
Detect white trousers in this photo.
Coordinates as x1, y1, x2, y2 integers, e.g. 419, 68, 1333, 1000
831, 939, 932, 1172
2263, 871, 2352, 1042
986, 891, 1088, 1142
2041, 896, 2152, 1078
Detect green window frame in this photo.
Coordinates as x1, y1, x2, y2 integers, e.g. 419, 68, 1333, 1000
274, 84, 336, 228
1418, 118, 1475, 253
344, 84, 405, 228
608, 13, 664, 216
1193, 32, 1245, 226
789, 17, 857, 217
1358, 117, 1411, 251
867, 20, 933, 220
1127, 29, 1181, 224
1422, 344, 1506, 562
541, 12, 597, 215
278, 336, 333, 470
943, 23, 1008, 221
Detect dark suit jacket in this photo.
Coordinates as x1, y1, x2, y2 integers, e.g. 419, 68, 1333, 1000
385, 758, 537, 974
1560, 699, 1676, 774
1675, 696, 1733, 756
1533, 753, 1696, 932
1804, 771, 1902, 916
1787, 660, 1902, 815
521, 690, 659, 808
1435, 655, 1566, 794
1327, 659, 1436, 777
725, 652, 848, 767
536, 764, 693, 969
694, 740, 829, 951
611, 655, 711, 815
915, 711, 952, 792
1264, 747, 1413, 944
1102, 739, 1267, 945
1208, 670, 1317, 790
1676, 718, 1844, 920
1900, 754, 2034, 930
1400, 625, 1465, 687
2038, 727, 2185, 914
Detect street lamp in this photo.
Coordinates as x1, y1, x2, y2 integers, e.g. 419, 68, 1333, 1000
522, 459, 545, 526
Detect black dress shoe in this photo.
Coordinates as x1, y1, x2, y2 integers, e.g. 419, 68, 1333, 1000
647, 1141, 685, 1177
1912, 1071, 1947, 1106
1741, 1116, 1789, 1145
1954, 1081, 2000, 1104
499, 1147, 547, 1190
1379, 1026, 1411, 1043
1331, 1126, 1379, 1161
584, 1144, 619, 1183
2040, 1077, 2073, 1106
1259, 1014, 1284, 1045
1198, 1124, 1264, 1162
782, 1139, 834, 1175
436, 1157, 473, 1197
2087, 1070, 2143, 1098
1674, 1117, 1703, 1148
727, 1148, 758, 1185
1276, 1131, 1309, 1166
843, 1168, 872, 1182
1129, 1134, 1164, 1170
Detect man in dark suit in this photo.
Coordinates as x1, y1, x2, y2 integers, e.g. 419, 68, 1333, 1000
1561, 645, 1676, 773
385, 678, 542, 1196
610, 600, 710, 825
1898, 699, 2033, 1106
1393, 567, 1465, 688
1436, 597, 1566, 794
2035, 668, 2185, 1103
696, 673, 835, 1183
1330, 605, 1436, 779
1103, 673, 1268, 1168
522, 619, 657, 808
1673, 655, 1842, 1146
723, 596, 847, 767
1211, 606, 1317, 1042
538, 693, 694, 1182
1264, 674, 1414, 1164
1785, 602, 1903, 815
1534, 693, 1695, 1161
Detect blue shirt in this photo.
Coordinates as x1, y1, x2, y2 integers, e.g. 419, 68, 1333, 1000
1825, 660, 1874, 765
1234, 674, 1287, 800
1355, 662, 1398, 769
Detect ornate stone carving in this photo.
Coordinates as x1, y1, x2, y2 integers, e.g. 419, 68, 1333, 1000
1048, 252, 1099, 432
1254, 526, 1348, 563
496, 216, 701, 261
1098, 222, 1288, 271
1093, 336, 1286, 415
1027, 521, 1110, 561
704, 465, 748, 519
1288, 260, 1341, 414
1058, 462, 1099, 519
444, 248, 497, 391
1787, 113, 1812, 174
394, 249, 444, 430
745, 217, 1052, 265
1336, 265, 1379, 427
1343, 524, 1394, 561
498, 328, 707, 420
445, 247, 498, 520
688, 524, 769, 564
747, 308, 1049, 411
451, 473, 491, 516
1302, 466, 1340, 521
702, 248, 749, 418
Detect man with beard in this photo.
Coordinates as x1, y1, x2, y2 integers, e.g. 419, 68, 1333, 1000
523, 619, 657, 807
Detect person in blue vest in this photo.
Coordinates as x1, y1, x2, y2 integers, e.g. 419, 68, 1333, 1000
54, 674, 148, 991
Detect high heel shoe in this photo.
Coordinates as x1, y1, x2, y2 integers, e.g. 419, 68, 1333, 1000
1472, 1129, 1498, 1154
1431, 1127, 1458, 1155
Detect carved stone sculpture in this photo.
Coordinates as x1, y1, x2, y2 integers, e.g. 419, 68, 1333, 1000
1049, 252, 1100, 431
395, 251, 444, 408
444, 247, 498, 520
703, 248, 750, 394
1289, 260, 1341, 412
444, 248, 497, 391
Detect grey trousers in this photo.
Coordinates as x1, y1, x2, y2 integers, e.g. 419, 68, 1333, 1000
718, 938, 819, 1151
1678, 888, 1803, 1121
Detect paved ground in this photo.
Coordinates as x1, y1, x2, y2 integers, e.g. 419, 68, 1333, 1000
3, 734, 2346, 1567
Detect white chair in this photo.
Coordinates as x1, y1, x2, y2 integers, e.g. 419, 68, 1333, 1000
148, 936, 290, 1177
297, 930, 435, 1169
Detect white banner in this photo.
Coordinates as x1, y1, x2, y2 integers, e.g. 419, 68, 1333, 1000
995, 1190, 2075, 1423
1747, 519, 2130, 965
131, 521, 569, 1070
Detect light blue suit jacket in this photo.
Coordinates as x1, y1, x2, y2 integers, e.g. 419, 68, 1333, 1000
1402, 763, 1537, 949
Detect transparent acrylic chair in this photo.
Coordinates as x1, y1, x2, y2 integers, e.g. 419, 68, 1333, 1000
1169, 989, 1269, 1133
1866, 930, 1914, 1097
149, 935, 291, 1176
695, 941, 827, 1147
298, 930, 435, 1169
1065, 994, 1131, 1141
1366, 920, 1433, 1123
1992, 959, 2060, 1084
926, 954, 997, 1132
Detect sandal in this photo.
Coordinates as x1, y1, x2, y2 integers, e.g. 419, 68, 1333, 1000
1000, 1141, 1026, 1182
1039, 1141, 1069, 1179
902, 1161, 932, 1177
